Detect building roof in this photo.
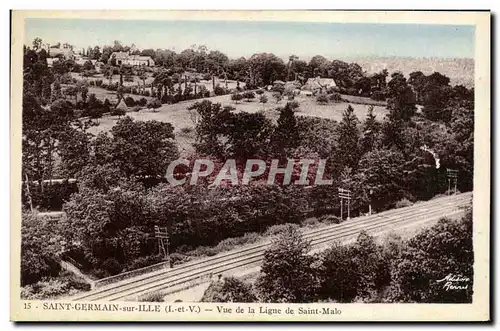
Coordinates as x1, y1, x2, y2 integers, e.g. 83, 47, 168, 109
302, 77, 336, 90
111, 51, 130, 60
127, 55, 153, 62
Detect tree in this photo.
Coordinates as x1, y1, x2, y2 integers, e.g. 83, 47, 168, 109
147, 99, 162, 112
319, 242, 360, 302
58, 127, 91, 177
272, 102, 300, 155
286, 54, 299, 81
51, 81, 63, 101
360, 105, 381, 154
388, 210, 473, 303
247, 53, 286, 86
316, 94, 328, 104
408, 71, 426, 103
83, 60, 94, 71
308, 55, 329, 78
255, 225, 319, 302
349, 231, 386, 299
419, 72, 454, 122
336, 105, 361, 170
358, 148, 406, 211
32, 37, 43, 51
225, 112, 274, 158
242, 91, 255, 102
387, 72, 416, 121
21, 214, 63, 285
231, 93, 243, 104
111, 107, 126, 118
201, 277, 257, 303
109, 117, 179, 178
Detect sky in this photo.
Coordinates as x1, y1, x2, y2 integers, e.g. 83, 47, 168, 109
24, 18, 475, 60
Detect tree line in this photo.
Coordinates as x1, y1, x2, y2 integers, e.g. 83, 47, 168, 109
201, 209, 473, 303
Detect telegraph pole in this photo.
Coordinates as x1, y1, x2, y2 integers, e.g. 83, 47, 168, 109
154, 225, 171, 268
338, 188, 352, 220
446, 169, 458, 195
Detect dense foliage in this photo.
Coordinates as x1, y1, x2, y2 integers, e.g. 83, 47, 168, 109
203, 210, 473, 303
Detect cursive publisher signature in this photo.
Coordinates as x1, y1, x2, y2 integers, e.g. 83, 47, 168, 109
436, 273, 470, 291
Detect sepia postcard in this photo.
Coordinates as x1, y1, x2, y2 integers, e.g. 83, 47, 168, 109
10, 10, 491, 322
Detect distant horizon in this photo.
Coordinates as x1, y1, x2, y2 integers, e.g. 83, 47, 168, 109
24, 19, 475, 61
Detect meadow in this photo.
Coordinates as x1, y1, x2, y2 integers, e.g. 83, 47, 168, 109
87, 91, 388, 155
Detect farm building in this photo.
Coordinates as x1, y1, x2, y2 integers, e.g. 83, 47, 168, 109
109, 52, 155, 66
40, 43, 75, 60
302, 76, 337, 94
284, 80, 302, 94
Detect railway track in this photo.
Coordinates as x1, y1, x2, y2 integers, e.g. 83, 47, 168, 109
71, 192, 471, 302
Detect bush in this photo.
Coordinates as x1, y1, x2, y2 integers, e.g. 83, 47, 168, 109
242, 91, 255, 101
125, 255, 164, 272
346, 87, 358, 96
170, 252, 190, 266
259, 95, 268, 104
101, 258, 122, 276
214, 84, 227, 96
138, 97, 148, 106
371, 90, 386, 101
203, 73, 212, 81
143, 90, 150, 97
316, 93, 329, 104
318, 214, 341, 224
111, 107, 126, 118
59, 73, 73, 84
131, 106, 142, 112
215, 233, 260, 251
147, 99, 162, 111
189, 246, 218, 257
231, 93, 243, 103
329, 93, 342, 102
272, 85, 285, 94
21, 279, 69, 300
256, 225, 318, 303
139, 291, 165, 302
302, 218, 320, 227
60, 270, 92, 292
89, 80, 95, 86
124, 96, 136, 107
273, 93, 283, 103
394, 198, 414, 209
95, 79, 103, 87
264, 223, 300, 237
256, 89, 264, 95
201, 277, 257, 303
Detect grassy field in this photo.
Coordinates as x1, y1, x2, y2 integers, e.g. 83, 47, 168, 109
87, 91, 388, 155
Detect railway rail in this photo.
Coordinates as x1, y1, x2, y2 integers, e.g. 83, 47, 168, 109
71, 192, 471, 302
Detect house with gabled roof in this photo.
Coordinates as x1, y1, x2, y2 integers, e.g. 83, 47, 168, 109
302, 76, 337, 94
109, 51, 155, 66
